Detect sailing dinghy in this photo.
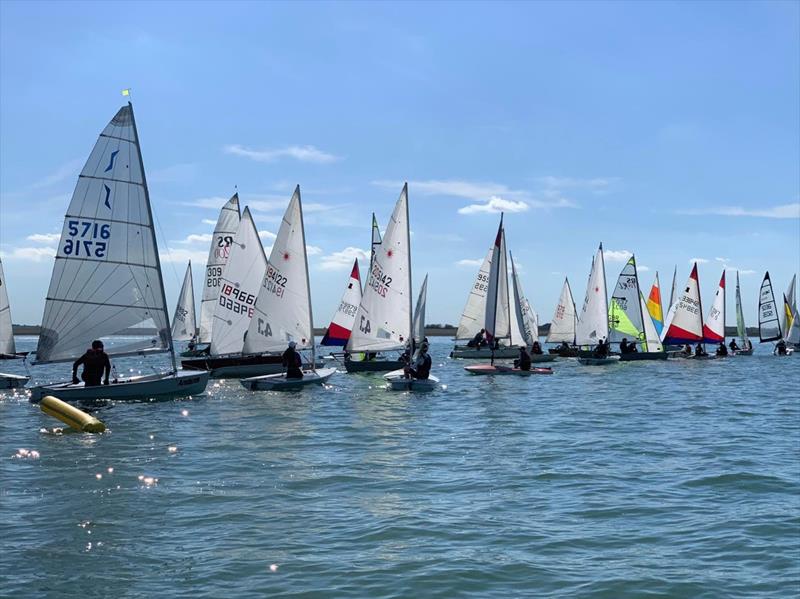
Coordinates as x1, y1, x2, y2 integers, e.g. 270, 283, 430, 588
320, 259, 362, 348
646, 272, 665, 337
345, 184, 413, 373
702, 271, 727, 355
0, 258, 30, 388
732, 271, 753, 355
576, 244, 617, 366
240, 186, 335, 390
783, 293, 800, 351
546, 278, 578, 356
510, 253, 554, 363
385, 274, 441, 390
172, 262, 197, 343
29, 102, 209, 403
758, 272, 784, 354
464, 216, 542, 376
661, 263, 714, 359
181, 194, 242, 357
608, 255, 666, 361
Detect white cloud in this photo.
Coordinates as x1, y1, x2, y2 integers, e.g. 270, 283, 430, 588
258, 230, 277, 241
319, 247, 368, 271
726, 268, 756, 275
26, 233, 61, 245
0, 247, 57, 262
201, 219, 217, 226
184, 196, 235, 209
637, 265, 651, 272
306, 245, 323, 256
715, 257, 730, 263
456, 258, 483, 267
160, 248, 208, 264
689, 257, 709, 264
30, 159, 82, 189
458, 196, 529, 215
174, 233, 213, 245
678, 203, 800, 219
605, 249, 633, 262
224, 144, 340, 164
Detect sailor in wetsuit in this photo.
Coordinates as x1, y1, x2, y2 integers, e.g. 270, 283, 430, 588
405, 343, 432, 380
514, 346, 532, 371
282, 341, 304, 379
72, 340, 111, 386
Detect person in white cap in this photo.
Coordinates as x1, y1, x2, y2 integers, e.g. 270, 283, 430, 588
282, 341, 303, 379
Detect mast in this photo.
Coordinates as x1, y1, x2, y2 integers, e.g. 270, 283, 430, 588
600, 243, 608, 346
631, 254, 648, 350
404, 183, 413, 350
490, 214, 504, 365
722, 270, 727, 344
129, 101, 177, 373
696, 263, 706, 352
566, 277, 577, 345
297, 186, 315, 372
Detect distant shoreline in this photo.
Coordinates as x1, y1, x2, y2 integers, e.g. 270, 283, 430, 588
11, 324, 762, 337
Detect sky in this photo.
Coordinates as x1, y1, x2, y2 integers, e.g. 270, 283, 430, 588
1, 0, 798, 329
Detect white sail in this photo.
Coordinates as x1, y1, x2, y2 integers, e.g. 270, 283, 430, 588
668, 265, 678, 311
370, 212, 382, 270
546, 278, 577, 344
320, 259, 362, 347
639, 292, 663, 352
0, 258, 16, 355
412, 274, 428, 345
510, 253, 538, 346
608, 256, 645, 345
758, 272, 781, 342
780, 275, 797, 337
575, 244, 608, 346
36, 104, 172, 364
484, 219, 514, 344
198, 194, 241, 343
244, 187, 313, 354
702, 271, 726, 343
347, 184, 412, 352
171, 262, 196, 341
661, 263, 704, 345
786, 275, 797, 314
455, 247, 493, 341
786, 305, 800, 345
209, 207, 266, 356
735, 271, 749, 344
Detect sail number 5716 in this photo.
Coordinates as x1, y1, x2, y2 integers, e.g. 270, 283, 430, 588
62, 220, 110, 258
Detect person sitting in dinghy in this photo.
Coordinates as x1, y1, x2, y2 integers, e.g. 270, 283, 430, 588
468, 329, 487, 348
620, 338, 631, 354
593, 338, 610, 358
514, 346, 532, 371
404, 343, 432, 380
729, 339, 739, 353
282, 341, 304, 379
72, 340, 111, 387
694, 343, 708, 357
682, 344, 693, 357
716, 342, 728, 357
531, 341, 543, 355
775, 339, 788, 356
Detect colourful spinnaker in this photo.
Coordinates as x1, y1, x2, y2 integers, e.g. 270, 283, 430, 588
646, 272, 664, 336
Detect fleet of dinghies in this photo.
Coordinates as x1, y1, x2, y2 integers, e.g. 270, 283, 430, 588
1, 101, 798, 402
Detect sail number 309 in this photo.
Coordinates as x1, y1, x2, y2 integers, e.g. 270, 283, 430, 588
62, 220, 110, 258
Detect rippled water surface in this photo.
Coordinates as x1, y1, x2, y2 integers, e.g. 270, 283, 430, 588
2, 336, 799, 598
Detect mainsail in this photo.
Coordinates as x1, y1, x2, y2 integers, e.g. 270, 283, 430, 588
702, 271, 726, 343
546, 278, 576, 344
575, 244, 608, 346
347, 184, 412, 352
412, 274, 428, 346
320, 259, 362, 346
455, 247, 493, 342
484, 217, 524, 346
661, 263, 704, 346
209, 207, 267, 356
781, 275, 797, 338
510, 253, 538, 346
668, 266, 678, 312
758, 272, 781, 342
608, 256, 646, 346
639, 291, 663, 352
198, 194, 241, 343
171, 262, 196, 341
734, 271, 749, 346
785, 298, 800, 345
243, 186, 313, 354
0, 258, 16, 355
646, 272, 664, 336
36, 103, 172, 365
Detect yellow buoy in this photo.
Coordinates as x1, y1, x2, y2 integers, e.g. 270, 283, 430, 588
40, 395, 106, 433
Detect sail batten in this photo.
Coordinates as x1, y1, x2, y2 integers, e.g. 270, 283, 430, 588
34, 104, 172, 365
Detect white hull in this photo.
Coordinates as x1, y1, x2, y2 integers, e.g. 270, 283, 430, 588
29, 371, 209, 403
384, 369, 439, 391
240, 367, 336, 391
0, 373, 29, 389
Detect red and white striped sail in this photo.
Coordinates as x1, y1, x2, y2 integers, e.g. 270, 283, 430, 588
320, 260, 362, 346
702, 271, 726, 343
662, 263, 704, 345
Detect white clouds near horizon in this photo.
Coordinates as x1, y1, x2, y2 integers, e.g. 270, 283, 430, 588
224, 144, 340, 164
678, 203, 800, 219
318, 247, 368, 271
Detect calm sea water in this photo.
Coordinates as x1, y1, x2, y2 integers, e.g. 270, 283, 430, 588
1, 336, 798, 598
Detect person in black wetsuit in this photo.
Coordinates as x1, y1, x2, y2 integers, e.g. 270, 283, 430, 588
72, 340, 111, 386
775, 339, 788, 355
282, 341, 304, 379
531, 341, 543, 355
593, 338, 609, 358
620, 338, 630, 354
405, 343, 432, 379
716, 342, 728, 356
515, 346, 532, 371
695, 343, 707, 357
468, 329, 486, 348
729, 339, 739, 353
629, 341, 638, 353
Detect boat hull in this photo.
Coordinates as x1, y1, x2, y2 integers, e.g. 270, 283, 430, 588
344, 358, 405, 373
240, 367, 336, 391
385, 372, 440, 391
733, 350, 753, 356
450, 346, 520, 359
464, 364, 553, 376
181, 353, 284, 378
577, 357, 620, 366
29, 371, 209, 403
619, 352, 668, 361
0, 373, 29, 389
548, 347, 578, 357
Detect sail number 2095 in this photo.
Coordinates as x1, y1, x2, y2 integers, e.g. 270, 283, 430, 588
62, 220, 110, 258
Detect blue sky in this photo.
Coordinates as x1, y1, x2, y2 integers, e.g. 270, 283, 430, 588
1, 0, 798, 327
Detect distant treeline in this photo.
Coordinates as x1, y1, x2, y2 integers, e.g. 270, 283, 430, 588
13, 324, 762, 337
